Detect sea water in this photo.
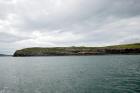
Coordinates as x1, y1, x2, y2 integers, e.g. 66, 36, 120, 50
0, 55, 140, 93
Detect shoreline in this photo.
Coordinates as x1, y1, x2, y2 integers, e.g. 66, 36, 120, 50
13, 53, 140, 57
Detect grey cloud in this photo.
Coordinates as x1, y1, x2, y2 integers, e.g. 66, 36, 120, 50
16, 0, 140, 31
0, 1, 15, 20
0, 32, 31, 43
0, 0, 140, 54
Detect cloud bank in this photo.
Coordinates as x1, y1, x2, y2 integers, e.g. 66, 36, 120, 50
0, 0, 140, 54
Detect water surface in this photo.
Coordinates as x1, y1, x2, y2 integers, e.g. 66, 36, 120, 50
0, 55, 140, 93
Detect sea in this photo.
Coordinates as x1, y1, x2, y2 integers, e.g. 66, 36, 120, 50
0, 55, 140, 93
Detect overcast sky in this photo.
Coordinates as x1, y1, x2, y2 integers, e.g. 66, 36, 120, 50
0, 0, 140, 54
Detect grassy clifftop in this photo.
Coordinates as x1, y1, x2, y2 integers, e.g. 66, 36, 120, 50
106, 43, 140, 48
13, 43, 140, 56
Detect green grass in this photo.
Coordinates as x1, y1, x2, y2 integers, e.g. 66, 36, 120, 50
106, 43, 140, 49
18, 43, 140, 52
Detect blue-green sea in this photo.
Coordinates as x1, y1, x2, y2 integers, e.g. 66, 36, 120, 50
0, 55, 140, 93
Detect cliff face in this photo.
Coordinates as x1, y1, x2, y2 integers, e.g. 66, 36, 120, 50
13, 43, 140, 56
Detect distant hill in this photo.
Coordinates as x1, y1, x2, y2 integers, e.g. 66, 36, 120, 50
0, 54, 5, 56
13, 43, 140, 56
0, 54, 10, 56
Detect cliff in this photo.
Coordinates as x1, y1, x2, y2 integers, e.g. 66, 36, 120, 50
13, 43, 140, 56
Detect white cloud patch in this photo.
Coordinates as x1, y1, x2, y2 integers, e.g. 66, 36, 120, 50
0, 0, 140, 54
